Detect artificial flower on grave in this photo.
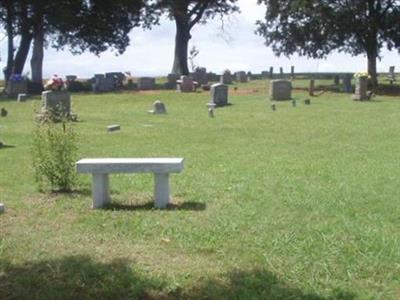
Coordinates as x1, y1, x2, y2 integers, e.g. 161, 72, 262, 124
9, 74, 24, 82
44, 75, 65, 91
353, 72, 370, 79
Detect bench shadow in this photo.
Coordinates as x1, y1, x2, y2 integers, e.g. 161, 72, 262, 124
104, 201, 206, 211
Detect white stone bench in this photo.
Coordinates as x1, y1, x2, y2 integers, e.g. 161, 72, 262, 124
76, 158, 184, 209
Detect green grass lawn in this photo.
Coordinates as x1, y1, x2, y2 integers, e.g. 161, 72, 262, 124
1, 79, 400, 299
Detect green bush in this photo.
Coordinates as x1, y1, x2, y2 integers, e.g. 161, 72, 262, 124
32, 118, 78, 192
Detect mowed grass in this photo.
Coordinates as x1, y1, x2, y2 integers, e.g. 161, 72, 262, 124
1, 79, 400, 299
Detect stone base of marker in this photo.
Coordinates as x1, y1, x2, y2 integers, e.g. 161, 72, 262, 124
270, 80, 292, 100
107, 125, 120, 132
207, 103, 216, 118
149, 100, 167, 114
352, 77, 368, 101
6, 80, 28, 98
17, 93, 28, 102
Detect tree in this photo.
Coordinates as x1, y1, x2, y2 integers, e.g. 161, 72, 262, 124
145, 0, 239, 75
1, 0, 143, 87
256, 0, 400, 87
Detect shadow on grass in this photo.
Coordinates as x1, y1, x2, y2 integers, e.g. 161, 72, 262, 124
0, 256, 356, 300
104, 201, 206, 211
0, 144, 16, 149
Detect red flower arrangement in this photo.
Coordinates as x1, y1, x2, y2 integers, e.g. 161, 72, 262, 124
44, 75, 65, 91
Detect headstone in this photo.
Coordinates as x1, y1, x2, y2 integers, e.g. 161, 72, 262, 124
92, 75, 115, 93
41, 90, 71, 119
269, 80, 292, 101
309, 79, 315, 96
334, 75, 340, 85
261, 71, 269, 79
342, 74, 352, 93
279, 67, 283, 78
388, 66, 395, 83
1, 108, 8, 117
66, 75, 77, 82
165, 74, 180, 89
138, 77, 156, 90
202, 84, 211, 91
0, 203, 5, 214
192, 67, 208, 85
105, 72, 125, 88
352, 76, 368, 101
247, 71, 252, 81
291, 66, 295, 79
6, 80, 28, 97
220, 70, 233, 84
210, 83, 229, 107
304, 99, 311, 105
107, 124, 120, 132
177, 76, 197, 92
271, 104, 276, 111
207, 103, 216, 118
269, 67, 274, 79
17, 93, 28, 102
149, 100, 167, 114
236, 71, 248, 83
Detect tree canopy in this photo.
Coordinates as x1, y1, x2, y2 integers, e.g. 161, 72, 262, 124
0, 0, 144, 85
256, 0, 400, 86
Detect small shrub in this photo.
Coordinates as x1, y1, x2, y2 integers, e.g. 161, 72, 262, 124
32, 117, 78, 192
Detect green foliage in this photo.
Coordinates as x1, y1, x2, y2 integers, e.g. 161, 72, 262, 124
256, 0, 400, 85
32, 118, 78, 192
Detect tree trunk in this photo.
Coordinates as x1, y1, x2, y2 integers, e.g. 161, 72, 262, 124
12, 33, 32, 75
30, 13, 44, 85
11, 3, 32, 76
367, 47, 378, 89
171, 18, 191, 75
3, 0, 14, 82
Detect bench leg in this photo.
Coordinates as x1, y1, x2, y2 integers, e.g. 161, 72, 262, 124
92, 173, 110, 208
154, 173, 170, 209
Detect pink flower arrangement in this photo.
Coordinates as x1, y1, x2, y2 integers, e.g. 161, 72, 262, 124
44, 75, 65, 91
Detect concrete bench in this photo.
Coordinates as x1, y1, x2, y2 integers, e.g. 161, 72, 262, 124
76, 158, 184, 209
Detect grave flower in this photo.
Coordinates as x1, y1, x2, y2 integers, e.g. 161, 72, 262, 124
9, 74, 24, 82
44, 75, 65, 91
353, 72, 370, 79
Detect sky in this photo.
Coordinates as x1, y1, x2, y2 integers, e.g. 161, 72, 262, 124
0, 0, 399, 79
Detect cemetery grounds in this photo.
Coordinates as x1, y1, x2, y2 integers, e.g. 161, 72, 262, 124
0, 77, 400, 299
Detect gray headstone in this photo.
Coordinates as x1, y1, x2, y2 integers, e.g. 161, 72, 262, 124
6, 80, 28, 97
334, 75, 340, 85
269, 67, 274, 79
236, 71, 248, 83
150, 100, 167, 114
269, 80, 292, 100
66, 75, 77, 82
279, 67, 283, 77
164, 74, 180, 89
192, 67, 208, 85
0, 203, 5, 214
107, 124, 120, 132
177, 76, 196, 92
211, 83, 229, 107
352, 77, 368, 101
17, 93, 28, 102
309, 80, 315, 96
41, 90, 71, 118
220, 71, 233, 84
291, 66, 295, 78
304, 99, 311, 105
138, 77, 156, 90
92, 76, 115, 93
342, 74, 352, 93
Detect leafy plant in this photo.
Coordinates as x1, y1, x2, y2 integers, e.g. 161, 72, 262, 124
32, 117, 78, 192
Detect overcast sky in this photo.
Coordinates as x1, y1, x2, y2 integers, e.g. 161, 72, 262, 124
0, 0, 398, 78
